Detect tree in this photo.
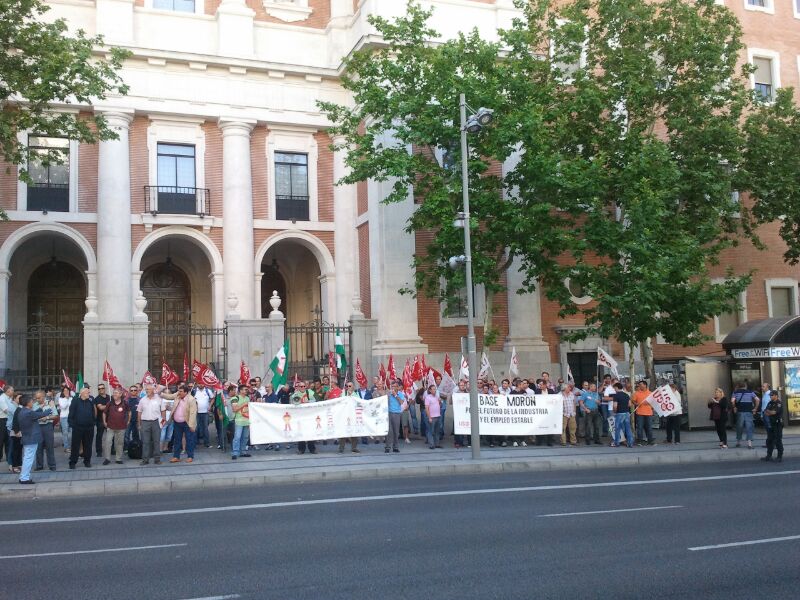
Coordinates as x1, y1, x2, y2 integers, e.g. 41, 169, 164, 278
1, 0, 129, 219
321, 0, 794, 382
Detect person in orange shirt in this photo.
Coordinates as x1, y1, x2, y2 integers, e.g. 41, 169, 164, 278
632, 381, 655, 446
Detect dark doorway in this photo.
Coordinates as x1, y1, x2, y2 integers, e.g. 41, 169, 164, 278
142, 262, 190, 375
567, 351, 598, 386
26, 261, 85, 383
261, 262, 287, 321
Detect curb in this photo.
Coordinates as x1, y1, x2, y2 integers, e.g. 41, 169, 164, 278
2, 447, 797, 499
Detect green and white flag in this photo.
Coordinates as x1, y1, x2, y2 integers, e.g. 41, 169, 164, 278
269, 339, 290, 389
334, 328, 347, 374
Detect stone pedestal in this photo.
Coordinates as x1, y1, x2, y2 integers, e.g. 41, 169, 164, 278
350, 314, 378, 379
226, 318, 286, 384
216, 0, 256, 58
83, 322, 149, 388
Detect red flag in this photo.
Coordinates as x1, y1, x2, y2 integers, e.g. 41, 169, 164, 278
355, 358, 369, 389
328, 351, 338, 380
141, 371, 157, 386
387, 354, 397, 383
62, 370, 75, 392
327, 384, 343, 399
443, 353, 453, 378
378, 362, 387, 386
411, 355, 423, 382
183, 353, 189, 383
191, 359, 203, 382
402, 359, 414, 398
197, 363, 223, 390
102, 360, 121, 389
239, 360, 251, 385
0, 378, 6, 390
161, 361, 179, 386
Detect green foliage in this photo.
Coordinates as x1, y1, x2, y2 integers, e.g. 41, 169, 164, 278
320, 0, 798, 349
0, 0, 130, 219
742, 88, 800, 264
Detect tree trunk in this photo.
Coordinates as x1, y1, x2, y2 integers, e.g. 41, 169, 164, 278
628, 345, 636, 387
642, 337, 657, 390
482, 290, 494, 349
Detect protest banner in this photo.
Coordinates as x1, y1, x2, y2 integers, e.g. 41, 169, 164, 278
249, 396, 389, 445
645, 385, 682, 417
452, 393, 562, 436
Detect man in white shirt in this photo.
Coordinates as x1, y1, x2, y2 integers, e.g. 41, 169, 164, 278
193, 383, 213, 448
254, 376, 268, 398
499, 379, 512, 396
137, 384, 166, 465
0, 384, 14, 463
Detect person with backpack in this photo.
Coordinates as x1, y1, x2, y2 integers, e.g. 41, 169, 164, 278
731, 381, 759, 449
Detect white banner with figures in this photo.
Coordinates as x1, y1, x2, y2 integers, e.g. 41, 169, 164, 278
452, 393, 562, 436
645, 385, 682, 417
249, 396, 389, 445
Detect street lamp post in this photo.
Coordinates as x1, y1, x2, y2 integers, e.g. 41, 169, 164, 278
458, 93, 493, 460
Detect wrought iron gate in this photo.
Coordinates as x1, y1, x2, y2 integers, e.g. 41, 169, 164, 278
0, 321, 83, 390
284, 321, 352, 383
148, 323, 228, 382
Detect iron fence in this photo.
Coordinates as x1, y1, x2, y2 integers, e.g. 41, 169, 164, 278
0, 323, 83, 391
148, 323, 227, 382
284, 321, 352, 384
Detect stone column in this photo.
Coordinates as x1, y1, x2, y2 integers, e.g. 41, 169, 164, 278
96, 110, 134, 322
220, 119, 256, 320
503, 257, 553, 371
368, 130, 427, 358
332, 135, 358, 324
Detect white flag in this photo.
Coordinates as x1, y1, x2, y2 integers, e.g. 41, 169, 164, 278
459, 355, 469, 380
509, 346, 519, 377
478, 352, 493, 380
567, 364, 574, 384
597, 347, 619, 379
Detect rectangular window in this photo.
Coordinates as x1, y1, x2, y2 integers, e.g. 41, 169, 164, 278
275, 151, 309, 221
753, 57, 774, 102
156, 143, 197, 214
747, 0, 766, 7
153, 0, 195, 12
770, 287, 795, 318
27, 135, 70, 212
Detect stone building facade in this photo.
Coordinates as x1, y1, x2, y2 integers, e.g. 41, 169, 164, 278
0, 0, 798, 388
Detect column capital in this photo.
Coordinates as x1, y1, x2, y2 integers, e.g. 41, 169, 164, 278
218, 118, 256, 137
331, 133, 348, 148
0, 269, 10, 281
95, 108, 134, 130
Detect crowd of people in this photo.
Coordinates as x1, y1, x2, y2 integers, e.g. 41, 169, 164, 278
0, 370, 785, 484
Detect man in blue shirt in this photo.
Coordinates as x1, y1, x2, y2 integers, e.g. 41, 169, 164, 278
579, 382, 603, 445
732, 381, 758, 449
385, 380, 406, 453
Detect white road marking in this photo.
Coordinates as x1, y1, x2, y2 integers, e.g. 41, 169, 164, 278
689, 535, 800, 551
0, 543, 186, 560
538, 505, 683, 518
1, 469, 797, 527
177, 596, 241, 600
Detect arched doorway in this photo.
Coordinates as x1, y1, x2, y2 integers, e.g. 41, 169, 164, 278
25, 261, 85, 386
141, 262, 190, 376
260, 261, 288, 321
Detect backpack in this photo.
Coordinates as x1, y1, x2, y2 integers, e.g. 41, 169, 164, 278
127, 439, 142, 460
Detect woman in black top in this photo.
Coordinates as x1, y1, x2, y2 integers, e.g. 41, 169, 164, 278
708, 387, 730, 448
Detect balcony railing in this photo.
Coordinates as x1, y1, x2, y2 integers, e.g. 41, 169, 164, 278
27, 183, 69, 212
276, 195, 310, 221
144, 186, 210, 216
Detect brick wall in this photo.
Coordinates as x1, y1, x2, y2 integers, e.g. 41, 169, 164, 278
251, 126, 269, 220
357, 222, 371, 318
203, 122, 224, 219
129, 116, 149, 215
0, 158, 16, 213
253, 229, 335, 262
316, 132, 334, 222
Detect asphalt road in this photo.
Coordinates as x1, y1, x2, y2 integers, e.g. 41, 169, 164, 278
1, 459, 798, 600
